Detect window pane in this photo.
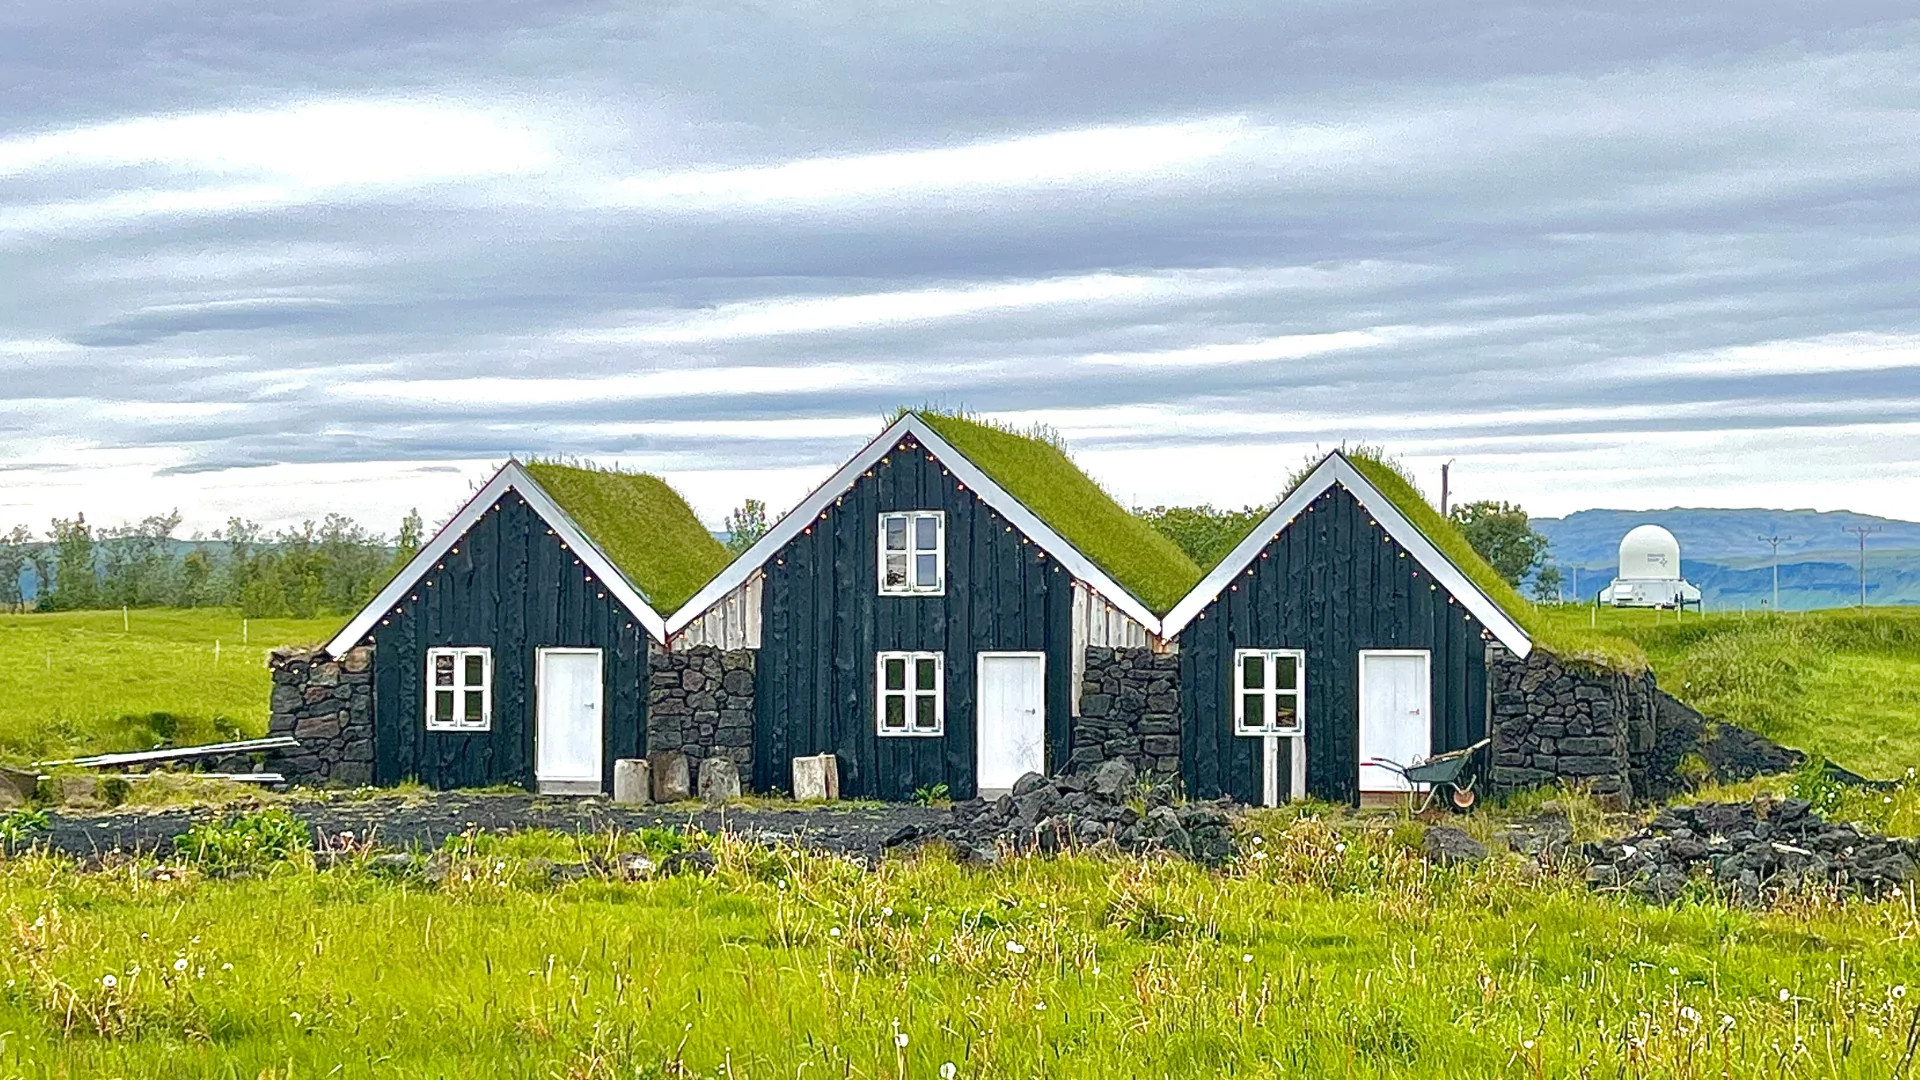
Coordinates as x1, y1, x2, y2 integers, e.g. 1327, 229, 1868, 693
464, 653, 485, 687
1241, 693, 1267, 730
914, 515, 939, 551
915, 694, 938, 730
884, 695, 905, 729
1241, 654, 1263, 690
1274, 700, 1298, 731
464, 689, 484, 723
434, 654, 454, 686
884, 515, 907, 551
1274, 654, 1297, 691
885, 658, 906, 691
435, 690, 454, 722
883, 554, 908, 589
914, 553, 938, 588
915, 657, 937, 691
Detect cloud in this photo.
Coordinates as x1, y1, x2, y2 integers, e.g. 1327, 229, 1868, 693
4, 3, 1920, 532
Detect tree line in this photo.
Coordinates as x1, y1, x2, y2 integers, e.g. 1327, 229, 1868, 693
0, 510, 422, 618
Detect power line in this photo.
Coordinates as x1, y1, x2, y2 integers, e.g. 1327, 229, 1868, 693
1844, 525, 1881, 608
1758, 533, 1791, 612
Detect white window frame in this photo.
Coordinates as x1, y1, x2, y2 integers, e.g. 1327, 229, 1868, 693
877, 511, 945, 596
876, 650, 945, 737
426, 646, 492, 732
1233, 648, 1305, 736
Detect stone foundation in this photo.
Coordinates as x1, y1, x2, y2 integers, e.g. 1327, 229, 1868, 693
1073, 647, 1181, 781
267, 646, 375, 786
647, 645, 755, 784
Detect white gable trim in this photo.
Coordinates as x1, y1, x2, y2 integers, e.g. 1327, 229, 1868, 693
666, 414, 1163, 634
1158, 454, 1532, 655
324, 461, 668, 656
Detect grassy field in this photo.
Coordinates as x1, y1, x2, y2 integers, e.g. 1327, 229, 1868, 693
0, 790, 1915, 1078
1537, 605, 1920, 780
0, 608, 341, 761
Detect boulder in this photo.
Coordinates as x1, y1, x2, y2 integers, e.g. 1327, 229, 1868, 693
698, 757, 742, 803
649, 750, 691, 802
792, 753, 840, 801
1090, 759, 1136, 800
613, 758, 651, 805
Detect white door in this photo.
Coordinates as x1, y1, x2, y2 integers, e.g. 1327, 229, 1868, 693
976, 652, 1046, 794
536, 648, 604, 794
1358, 650, 1431, 792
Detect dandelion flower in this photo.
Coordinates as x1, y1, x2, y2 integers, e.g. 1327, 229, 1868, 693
1523, 1039, 1535, 1050
881, 906, 893, 918
221, 963, 233, 971
1242, 954, 1254, 963
101, 974, 117, 989
1721, 1015, 1736, 1030
1780, 988, 1792, 1002
1679, 1006, 1699, 1022
895, 1032, 909, 1048
928, 953, 939, 963
1897, 986, 1909, 999
941, 1064, 957, 1080
1006, 941, 1026, 955
1253, 851, 1268, 861
1334, 842, 1347, 854
829, 928, 842, 938
174, 958, 189, 972
1034, 1002, 1047, 1011
1252, 835, 1265, 846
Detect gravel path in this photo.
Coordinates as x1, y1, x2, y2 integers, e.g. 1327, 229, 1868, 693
41, 794, 947, 862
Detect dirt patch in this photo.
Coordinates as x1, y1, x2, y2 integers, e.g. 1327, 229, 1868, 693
38, 793, 948, 863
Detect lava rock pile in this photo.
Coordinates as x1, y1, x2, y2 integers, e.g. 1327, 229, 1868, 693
886, 760, 1237, 863
1585, 798, 1918, 904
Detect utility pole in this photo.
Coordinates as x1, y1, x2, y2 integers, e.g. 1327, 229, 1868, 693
1844, 525, 1881, 608
1440, 460, 1455, 517
1758, 533, 1790, 612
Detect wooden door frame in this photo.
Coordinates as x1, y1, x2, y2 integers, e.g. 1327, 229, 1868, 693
1356, 648, 1432, 794
534, 646, 605, 795
975, 650, 1047, 791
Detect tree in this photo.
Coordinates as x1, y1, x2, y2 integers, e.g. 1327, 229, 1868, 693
41, 514, 97, 611
1448, 500, 1549, 586
1532, 565, 1564, 603
1134, 504, 1269, 567
724, 499, 769, 554
0, 525, 33, 611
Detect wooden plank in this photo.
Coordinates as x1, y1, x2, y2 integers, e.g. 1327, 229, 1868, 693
36, 736, 300, 769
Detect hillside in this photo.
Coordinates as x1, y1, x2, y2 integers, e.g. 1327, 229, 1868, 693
1536, 605, 1920, 779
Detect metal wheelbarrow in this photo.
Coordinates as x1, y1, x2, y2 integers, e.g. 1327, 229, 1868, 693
1365, 737, 1492, 815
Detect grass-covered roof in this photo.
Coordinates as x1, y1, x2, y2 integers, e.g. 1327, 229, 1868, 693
914, 411, 1203, 615
1339, 451, 1647, 673
522, 461, 732, 613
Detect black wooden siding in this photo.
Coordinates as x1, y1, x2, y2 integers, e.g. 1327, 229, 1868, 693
367, 494, 651, 791
1178, 485, 1490, 804
753, 437, 1075, 800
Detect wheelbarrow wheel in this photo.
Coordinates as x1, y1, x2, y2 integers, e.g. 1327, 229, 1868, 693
1446, 777, 1478, 814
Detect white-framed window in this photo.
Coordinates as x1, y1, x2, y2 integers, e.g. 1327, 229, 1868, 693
878, 511, 944, 595
426, 647, 492, 731
1234, 649, 1305, 736
876, 650, 944, 736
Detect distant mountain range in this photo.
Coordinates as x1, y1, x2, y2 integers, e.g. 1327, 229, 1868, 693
1532, 508, 1920, 610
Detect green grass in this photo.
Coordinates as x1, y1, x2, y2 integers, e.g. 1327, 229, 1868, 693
3, 805, 1919, 1077
1537, 605, 1920, 778
523, 461, 734, 613
1343, 453, 1647, 672
0, 608, 338, 761
916, 411, 1203, 614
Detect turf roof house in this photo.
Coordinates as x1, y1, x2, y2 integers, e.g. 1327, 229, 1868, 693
1161, 451, 1534, 807
323, 461, 732, 793
667, 411, 1202, 801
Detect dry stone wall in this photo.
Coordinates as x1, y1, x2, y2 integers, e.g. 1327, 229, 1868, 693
1073, 647, 1181, 781
1489, 646, 1652, 808
646, 645, 755, 784
267, 646, 375, 786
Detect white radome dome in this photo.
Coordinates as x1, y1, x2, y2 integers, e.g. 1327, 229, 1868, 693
1618, 524, 1682, 581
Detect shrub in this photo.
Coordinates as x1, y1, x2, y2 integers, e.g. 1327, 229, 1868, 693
177, 809, 310, 872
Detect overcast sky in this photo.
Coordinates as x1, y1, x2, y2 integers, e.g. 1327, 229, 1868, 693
4, 2, 1919, 539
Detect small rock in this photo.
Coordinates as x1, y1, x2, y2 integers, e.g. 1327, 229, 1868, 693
367, 853, 417, 876
1089, 759, 1135, 800
660, 849, 718, 877
1010, 772, 1049, 798
880, 824, 921, 849
614, 852, 657, 881
1423, 826, 1488, 866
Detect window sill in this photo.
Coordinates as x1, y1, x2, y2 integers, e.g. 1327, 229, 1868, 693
877, 729, 946, 738
426, 723, 492, 734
